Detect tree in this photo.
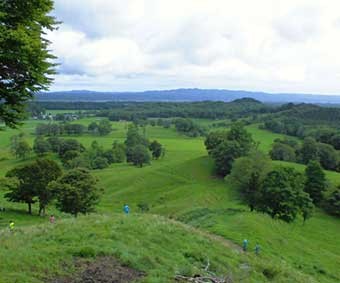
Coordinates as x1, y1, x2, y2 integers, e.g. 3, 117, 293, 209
12, 139, 32, 159
49, 168, 101, 217
0, 0, 58, 127
149, 140, 163, 159
2, 175, 35, 214
92, 157, 109, 169
205, 131, 228, 155
305, 161, 327, 205
325, 188, 340, 217
61, 150, 81, 167
88, 121, 98, 134
270, 142, 296, 162
33, 137, 51, 156
58, 139, 85, 157
207, 123, 254, 177
299, 137, 318, 164
211, 140, 242, 176
129, 145, 151, 167
46, 136, 62, 153
4, 159, 61, 215
259, 167, 314, 223
317, 143, 339, 171
229, 151, 271, 211
97, 119, 112, 135
330, 134, 340, 150
31, 159, 62, 215
110, 141, 126, 163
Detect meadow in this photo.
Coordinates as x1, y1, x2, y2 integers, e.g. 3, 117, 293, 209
0, 117, 339, 282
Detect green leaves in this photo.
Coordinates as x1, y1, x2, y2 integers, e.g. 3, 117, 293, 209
0, 0, 58, 127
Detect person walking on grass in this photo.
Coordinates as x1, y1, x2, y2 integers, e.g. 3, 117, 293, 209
9, 220, 14, 232
242, 239, 248, 252
123, 204, 130, 215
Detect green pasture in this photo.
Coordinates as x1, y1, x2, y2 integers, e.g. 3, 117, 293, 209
0, 118, 339, 282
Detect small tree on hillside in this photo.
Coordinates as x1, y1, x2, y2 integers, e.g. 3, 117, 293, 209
149, 140, 163, 159
5, 166, 37, 214
305, 160, 327, 205
49, 168, 101, 217
270, 142, 296, 162
98, 119, 112, 136
33, 137, 51, 156
299, 137, 318, 164
129, 145, 151, 167
204, 131, 228, 155
325, 187, 340, 217
211, 140, 243, 176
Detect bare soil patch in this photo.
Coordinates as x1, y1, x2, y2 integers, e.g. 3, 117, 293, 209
51, 257, 144, 283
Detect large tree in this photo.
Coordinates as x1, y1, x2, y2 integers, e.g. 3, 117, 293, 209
259, 167, 314, 223
0, 0, 58, 127
229, 151, 271, 211
49, 168, 101, 217
206, 123, 254, 176
4, 159, 62, 215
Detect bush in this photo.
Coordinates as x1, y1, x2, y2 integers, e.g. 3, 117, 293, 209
92, 157, 109, 169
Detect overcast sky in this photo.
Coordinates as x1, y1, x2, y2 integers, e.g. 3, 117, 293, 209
48, 0, 340, 94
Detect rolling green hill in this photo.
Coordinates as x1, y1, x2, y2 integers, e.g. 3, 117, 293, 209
0, 118, 339, 282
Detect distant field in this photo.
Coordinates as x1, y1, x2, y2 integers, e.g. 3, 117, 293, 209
0, 117, 339, 283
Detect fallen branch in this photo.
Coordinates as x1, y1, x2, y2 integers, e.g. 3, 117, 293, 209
175, 274, 230, 283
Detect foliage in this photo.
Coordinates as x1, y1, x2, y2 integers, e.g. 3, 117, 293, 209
258, 167, 314, 222
49, 168, 100, 217
35, 123, 86, 136
149, 140, 164, 159
33, 137, 51, 156
270, 142, 296, 162
206, 123, 254, 176
0, 0, 58, 127
92, 156, 109, 169
10, 134, 32, 159
304, 161, 327, 205
4, 159, 62, 215
229, 151, 271, 211
128, 145, 151, 167
110, 141, 126, 163
174, 118, 206, 137
324, 188, 340, 217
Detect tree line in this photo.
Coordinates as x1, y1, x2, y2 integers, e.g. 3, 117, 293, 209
205, 123, 339, 221
35, 119, 112, 136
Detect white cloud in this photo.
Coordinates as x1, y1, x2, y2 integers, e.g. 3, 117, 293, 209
48, 0, 340, 94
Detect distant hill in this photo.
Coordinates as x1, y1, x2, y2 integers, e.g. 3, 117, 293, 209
37, 88, 340, 103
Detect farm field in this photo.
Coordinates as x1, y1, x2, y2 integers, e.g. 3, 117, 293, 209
0, 118, 339, 282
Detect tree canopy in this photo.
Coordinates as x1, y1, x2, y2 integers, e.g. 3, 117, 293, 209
0, 0, 58, 127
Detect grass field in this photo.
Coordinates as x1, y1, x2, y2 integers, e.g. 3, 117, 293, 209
0, 118, 339, 282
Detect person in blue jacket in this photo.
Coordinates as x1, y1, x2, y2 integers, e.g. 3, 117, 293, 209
242, 239, 249, 252
123, 204, 130, 214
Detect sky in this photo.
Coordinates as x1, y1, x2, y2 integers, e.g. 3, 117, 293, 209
48, 0, 340, 94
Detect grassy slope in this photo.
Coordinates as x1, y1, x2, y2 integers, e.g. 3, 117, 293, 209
0, 213, 316, 283
0, 119, 339, 282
